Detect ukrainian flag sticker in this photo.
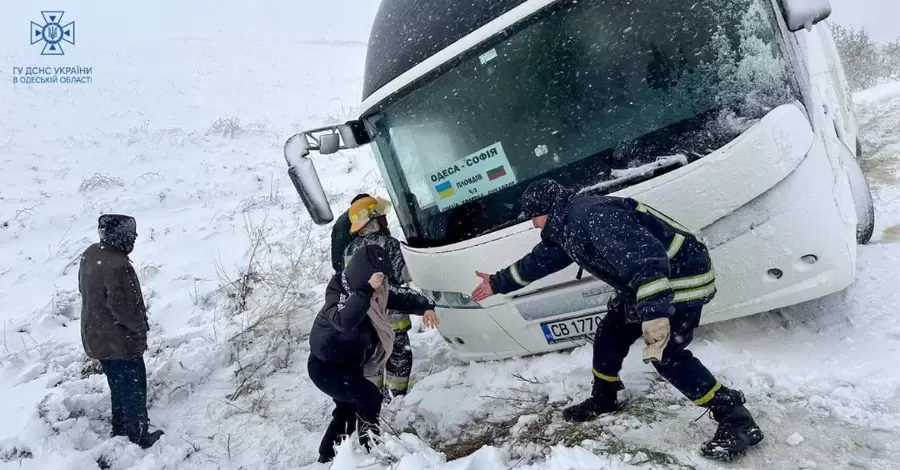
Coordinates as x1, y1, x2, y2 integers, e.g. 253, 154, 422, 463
435, 180, 455, 199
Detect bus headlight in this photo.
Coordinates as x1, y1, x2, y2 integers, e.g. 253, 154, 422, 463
422, 289, 483, 309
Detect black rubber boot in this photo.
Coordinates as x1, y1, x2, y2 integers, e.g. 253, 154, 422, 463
317, 418, 346, 462
700, 387, 764, 462
139, 430, 164, 449
317, 406, 357, 463
562, 379, 623, 423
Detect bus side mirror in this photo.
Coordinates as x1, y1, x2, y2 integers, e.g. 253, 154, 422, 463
319, 133, 341, 154
779, 0, 832, 32
282, 120, 373, 225
285, 133, 334, 225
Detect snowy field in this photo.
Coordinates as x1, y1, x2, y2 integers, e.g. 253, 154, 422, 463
3, 2, 900, 470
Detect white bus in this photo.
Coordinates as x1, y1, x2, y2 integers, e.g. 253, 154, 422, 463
285, 0, 875, 361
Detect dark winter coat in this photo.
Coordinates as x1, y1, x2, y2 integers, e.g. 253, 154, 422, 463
343, 230, 418, 332
330, 211, 354, 273
310, 245, 435, 367
78, 243, 149, 360
490, 188, 716, 323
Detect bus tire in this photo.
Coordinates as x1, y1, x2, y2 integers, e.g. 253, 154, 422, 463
852, 139, 875, 244
858, 196, 875, 245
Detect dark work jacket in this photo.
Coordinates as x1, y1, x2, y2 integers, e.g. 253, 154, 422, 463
330, 211, 354, 273
490, 189, 716, 322
310, 245, 435, 367
344, 232, 409, 285
78, 243, 149, 360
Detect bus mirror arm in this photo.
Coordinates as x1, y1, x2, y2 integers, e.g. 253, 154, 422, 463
779, 0, 832, 33
284, 132, 334, 225
282, 120, 374, 225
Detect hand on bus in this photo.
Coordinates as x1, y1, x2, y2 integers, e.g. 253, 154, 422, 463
471, 271, 494, 301
422, 310, 440, 328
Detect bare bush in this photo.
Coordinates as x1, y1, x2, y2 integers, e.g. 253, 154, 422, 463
831, 24, 900, 91
132, 172, 165, 185
207, 118, 269, 139
126, 120, 150, 145
212, 212, 325, 417
46, 289, 79, 321
207, 118, 244, 138
323, 98, 358, 125
138, 262, 161, 279
79, 173, 125, 192
236, 193, 286, 214
0, 442, 34, 462
421, 374, 689, 467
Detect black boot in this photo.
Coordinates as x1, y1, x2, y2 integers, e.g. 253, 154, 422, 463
317, 418, 345, 463
562, 379, 623, 423
317, 406, 356, 463
700, 387, 764, 461
139, 430, 164, 449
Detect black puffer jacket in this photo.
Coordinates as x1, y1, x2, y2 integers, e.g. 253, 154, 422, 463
309, 245, 435, 367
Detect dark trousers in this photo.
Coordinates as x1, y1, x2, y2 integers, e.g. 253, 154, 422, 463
99, 358, 149, 443
592, 305, 721, 405
308, 355, 383, 459
385, 331, 412, 393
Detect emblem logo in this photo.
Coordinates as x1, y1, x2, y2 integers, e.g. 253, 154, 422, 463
31, 11, 75, 56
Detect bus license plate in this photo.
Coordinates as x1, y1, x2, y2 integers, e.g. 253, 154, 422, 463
540, 313, 603, 344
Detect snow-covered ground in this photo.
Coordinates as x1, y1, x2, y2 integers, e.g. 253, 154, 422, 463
3, 3, 900, 470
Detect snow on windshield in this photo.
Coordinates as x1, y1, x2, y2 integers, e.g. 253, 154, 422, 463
687, 0, 794, 134
579, 154, 689, 194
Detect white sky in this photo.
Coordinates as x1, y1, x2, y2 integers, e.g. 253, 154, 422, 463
830, 0, 899, 43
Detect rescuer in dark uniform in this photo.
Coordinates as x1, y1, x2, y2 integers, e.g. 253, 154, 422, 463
470, 178, 763, 462
330, 193, 372, 274
342, 195, 440, 399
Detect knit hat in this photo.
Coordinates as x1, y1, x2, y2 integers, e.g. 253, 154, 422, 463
520, 179, 568, 218
98, 214, 137, 254
348, 196, 392, 234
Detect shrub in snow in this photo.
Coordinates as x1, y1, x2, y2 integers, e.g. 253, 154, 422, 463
237, 193, 286, 213
138, 262, 161, 279
0, 439, 33, 462
78, 173, 125, 192
204, 214, 326, 418
207, 118, 269, 139
831, 24, 900, 91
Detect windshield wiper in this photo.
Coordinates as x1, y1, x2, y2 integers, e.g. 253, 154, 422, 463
579, 154, 688, 195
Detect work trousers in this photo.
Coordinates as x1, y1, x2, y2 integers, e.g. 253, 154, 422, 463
591, 304, 722, 405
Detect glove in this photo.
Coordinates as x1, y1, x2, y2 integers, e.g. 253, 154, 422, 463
606, 292, 633, 316
641, 317, 670, 364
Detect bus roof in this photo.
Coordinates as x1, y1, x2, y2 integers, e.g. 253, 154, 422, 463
362, 0, 528, 102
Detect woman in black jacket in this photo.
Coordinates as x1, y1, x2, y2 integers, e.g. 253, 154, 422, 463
308, 245, 436, 463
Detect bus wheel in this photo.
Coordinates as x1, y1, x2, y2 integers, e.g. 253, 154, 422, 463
858, 197, 875, 245
852, 139, 875, 245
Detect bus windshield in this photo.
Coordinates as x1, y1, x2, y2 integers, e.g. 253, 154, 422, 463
364, 0, 799, 248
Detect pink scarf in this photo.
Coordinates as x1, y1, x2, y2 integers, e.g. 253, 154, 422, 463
364, 283, 395, 377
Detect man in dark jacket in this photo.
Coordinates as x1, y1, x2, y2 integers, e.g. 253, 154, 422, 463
342, 195, 439, 399
78, 214, 163, 449
470, 179, 763, 462
309, 245, 436, 463
330, 193, 371, 273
